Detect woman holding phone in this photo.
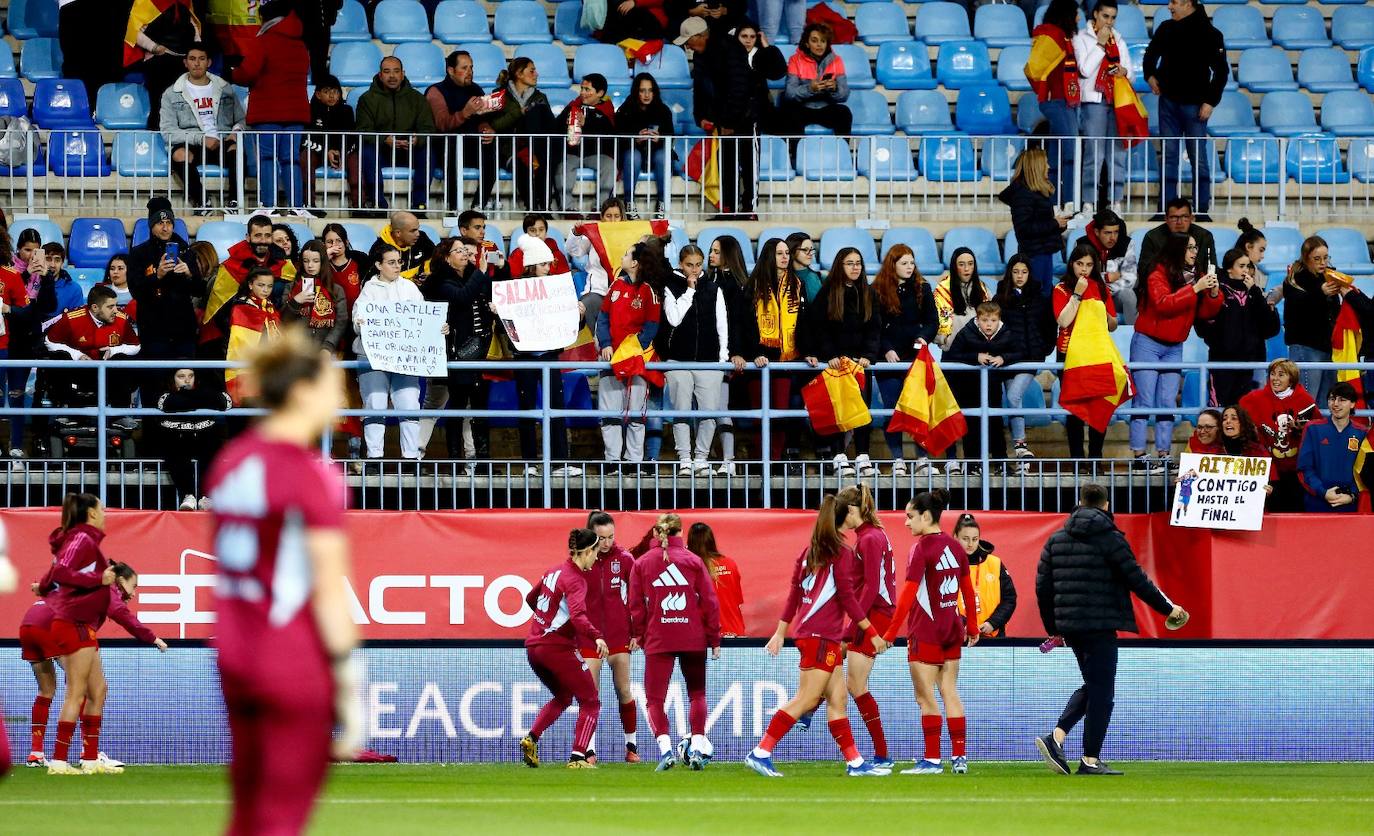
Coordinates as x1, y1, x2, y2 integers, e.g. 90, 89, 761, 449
616, 73, 674, 221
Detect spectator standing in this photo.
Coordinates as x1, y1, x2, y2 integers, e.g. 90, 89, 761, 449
1000, 147, 1069, 289
426, 51, 492, 213
126, 198, 201, 406
597, 240, 665, 466
1026, 0, 1082, 209
757, 0, 805, 44
281, 241, 349, 354
1137, 199, 1217, 287
509, 214, 572, 278
872, 244, 938, 476
785, 232, 823, 303
0, 231, 37, 460
995, 255, 1056, 465
1034, 484, 1186, 777
1187, 408, 1223, 454
709, 235, 754, 475
32, 244, 85, 330
352, 56, 436, 213
669, 0, 745, 38
509, 236, 578, 477
1296, 383, 1364, 513
366, 211, 436, 283
686, 521, 745, 637
943, 301, 1021, 471
321, 223, 369, 312
935, 247, 990, 350
299, 76, 355, 217
1239, 359, 1317, 512
659, 245, 729, 475
485, 58, 558, 212
1053, 244, 1118, 460
352, 246, 431, 461
616, 73, 675, 221
1236, 219, 1267, 281
567, 200, 629, 335
1281, 236, 1339, 405
160, 46, 244, 213
553, 75, 619, 214
1142, 0, 1228, 219
597, 0, 669, 44
1075, 208, 1138, 323
740, 237, 806, 464
236, 10, 310, 215
127, 0, 202, 130
953, 514, 1017, 637
1073, 0, 1133, 214
156, 368, 231, 511
1196, 248, 1279, 408
417, 237, 492, 465
1219, 405, 1274, 466
778, 23, 852, 144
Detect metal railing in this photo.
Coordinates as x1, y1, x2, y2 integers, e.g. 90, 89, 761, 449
1, 128, 1371, 222
3, 357, 1370, 511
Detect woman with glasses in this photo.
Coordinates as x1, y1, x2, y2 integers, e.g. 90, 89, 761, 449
785, 232, 823, 302
1187, 408, 1223, 453
1240, 359, 1316, 512
1281, 236, 1339, 405
1195, 248, 1280, 409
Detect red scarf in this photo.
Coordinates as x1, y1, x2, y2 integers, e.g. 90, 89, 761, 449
292, 277, 336, 330
1093, 35, 1121, 104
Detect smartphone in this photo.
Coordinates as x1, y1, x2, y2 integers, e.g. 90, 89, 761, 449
302, 277, 315, 296
485, 249, 500, 265
165, 242, 179, 263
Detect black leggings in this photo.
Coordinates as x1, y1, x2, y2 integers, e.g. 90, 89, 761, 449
1057, 631, 1118, 760
1065, 415, 1106, 459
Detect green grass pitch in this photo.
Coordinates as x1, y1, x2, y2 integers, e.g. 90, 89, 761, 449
3, 762, 1371, 834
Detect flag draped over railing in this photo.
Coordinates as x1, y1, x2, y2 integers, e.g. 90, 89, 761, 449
887, 346, 966, 455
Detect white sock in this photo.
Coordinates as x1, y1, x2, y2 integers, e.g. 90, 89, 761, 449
657, 734, 673, 756
691, 734, 713, 757
847, 756, 865, 768
625, 733, 636, 747
926, 757, 941, 764
752, 745, 771, 759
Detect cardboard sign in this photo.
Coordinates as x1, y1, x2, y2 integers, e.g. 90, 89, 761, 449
490, 273, 580, 353
1170, 453, 1272, 531
358, 299, 448, 377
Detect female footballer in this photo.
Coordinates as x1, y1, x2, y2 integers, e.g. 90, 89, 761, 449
844, 485, 897, 770
583, 510, 640, 764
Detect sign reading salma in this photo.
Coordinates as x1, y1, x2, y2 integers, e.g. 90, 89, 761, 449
490, 273, 580, 353
1170, 453, 1272, 531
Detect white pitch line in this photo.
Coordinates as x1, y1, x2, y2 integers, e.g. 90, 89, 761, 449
1, 797, 1371, 807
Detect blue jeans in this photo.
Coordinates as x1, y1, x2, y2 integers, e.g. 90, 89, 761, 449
1039, 98, 1078, 206
1029, 252, 1056, 295
1128, 331, 1183, 453
1158, 97, 1211, 213
0, 349, 31, 450
755, 0, 805, 42
1004, 372, 1036, 441
621, 143, 667, 204
254, 124, 304, 209
1286, 344, 1333, 407
1078, 101, 1127, 206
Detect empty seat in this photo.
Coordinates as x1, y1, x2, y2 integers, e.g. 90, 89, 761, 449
466, 43, 508, 88
20, 37, 62, 82
955, 84, 1013, 134
1350, 138, 1374, 183
573, 44, 631, 91
392, 42, 444, 87
942, 227, 1004, 274
434, 0, 490, 43
1260, 227, 1304, 280
0, 77, 28, 118
113, 131, 170, 176
974, 3, 1029, 48
915, 2, 971, 45
896, 89, 954, 134
640, 44, 691, 90
661, 88, 699, 135
847, 90, 894, 135
132, 218, 188, 247
857, 136, 918, 181
829, 44, 874, 91
67, 218, 127, 268
920, 135, 978, 181
1237, 48, 1297, 93
0, 48, 14, 78
757, 135, 795, 181
194, 221, 245, 260
1361, 47, 1374, 93
797, 136, 856, 181
1271, 8, 1330, 50
373, 0, 431, 44
330, 0, 370, 42
1112, 3, 1148, 43
1128, 42, 1150, 92
494, 0, 552, 44
1298, 49, 1358, 94
1317, 227, 1374, 276
1320, 90, 1374, 136
1212, 6, 1269, 50
856, 3, 910, 44
981, 136, 1026, 181
1286, 136, 1350, 184
875, 42, 937, 90
756, 227, 804, 255
936, 40, 992, 89
881, 227, 943, 276
47, 130, 110, 176
819, 227, 878, 270
7, 0, 59, 39
554, 2, 595, 46
1226, 135, 1281, 184
695, 226, 755, 270
996, 44, 1032, 91
8, 217, 63, 247
1260, 92, 1320, 137
1123, 140, 1160, 183
94, 82, 150, 129
1333, 6, 1374, 50
329, 41, 382, 87
1207, 90, 1261, 136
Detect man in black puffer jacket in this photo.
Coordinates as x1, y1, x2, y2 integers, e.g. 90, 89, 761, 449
1034, 483, 1187, 777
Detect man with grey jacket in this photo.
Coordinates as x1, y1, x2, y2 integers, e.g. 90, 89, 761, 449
159, 44, 246, 214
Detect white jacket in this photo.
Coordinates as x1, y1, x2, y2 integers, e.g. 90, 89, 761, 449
1072, 27, 1134, 106
351, 276, 424, 358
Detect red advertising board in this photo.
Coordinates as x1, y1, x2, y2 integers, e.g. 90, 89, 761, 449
1, 509, 1369, 641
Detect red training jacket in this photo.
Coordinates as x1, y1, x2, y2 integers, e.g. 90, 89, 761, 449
1134, 265, 1225, 344
236, 13, 310, 126
37, 524, 112, 627
629, 536, 721, 654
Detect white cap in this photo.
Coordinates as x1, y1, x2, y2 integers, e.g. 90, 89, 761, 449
674, 16, 708, 46
516, 234, 554, 267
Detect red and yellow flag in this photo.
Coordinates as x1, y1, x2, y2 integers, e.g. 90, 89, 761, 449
579, 219, 670, 279
1113, 76, 1148, 149
1333, 302, 1364, 408
1355, 428, 1374, 508
224, 298, 281, 403
610, 335, 664, 387
618, 38, 665, 63
887, 346, 967, 456
801, 360, 871, 437
124, 0, 202, 66
559, 325, 599, 363
685, 133, 722, 209
1060, 298, 1134, 432
1025, 29, 1067, 101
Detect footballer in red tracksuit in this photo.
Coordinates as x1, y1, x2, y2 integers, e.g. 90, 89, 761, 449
847, 521, 896, 762
628, 533, 722, 767
579, 535, 639, 760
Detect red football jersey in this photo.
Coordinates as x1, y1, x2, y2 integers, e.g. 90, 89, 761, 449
0, 266, 28, 351
524, 558, 602, 650
852, 523, 896, 619
45, 307, 139, 359
780, 545, 865, 644
709, 554, 745, 636
904, 533, 974, 647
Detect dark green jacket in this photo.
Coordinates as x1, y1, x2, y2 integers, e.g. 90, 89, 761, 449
356, 75, 435, 135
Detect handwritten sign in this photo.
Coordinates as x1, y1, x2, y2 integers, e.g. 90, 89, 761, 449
1169, 453, 1272, 531
490, 273, 580, 353
358, 299, 448, 377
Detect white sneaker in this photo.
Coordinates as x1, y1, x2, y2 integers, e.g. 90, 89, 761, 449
854, 453, 876, 477
1014, 441, 1035, 460
289, 207, 319, 218
890, 459, 907, 477
912, 457, 937, 477
833, 453, 855, 477
717, 461, 737, 477
945, 460, 964, 475
693, 460, 714, 474
8, 447, 25, 471
551, 465, 583, 477
250, 206, 277, 218
678, 461, 695, 476
525, 465, 541, 478
97, 752, 125, 768
179, 494, 197, 511
198, 496, 212, 511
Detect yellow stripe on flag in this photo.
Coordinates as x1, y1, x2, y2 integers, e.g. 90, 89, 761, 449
1060, 298, 1133, 433
887, 346, 967, 455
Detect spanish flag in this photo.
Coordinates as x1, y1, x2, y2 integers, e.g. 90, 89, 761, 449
224, 298, 281, 403
1332, 301, 1364, 408
610, 335, 664, 388
618, 38, 665, 63
579, 219, 670, 279
1355, 428, 1374, 511
559, 325, 599, 363
887, 346, 967, 456
1113, 75, 1148, 149
1025, 27, 1068, 101
202, 242, 296, 344
685, 133, 723, 210
1060, 298, 1134, 432
124, 0, 202, 66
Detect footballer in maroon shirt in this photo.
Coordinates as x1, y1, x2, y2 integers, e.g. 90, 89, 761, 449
582, 510, 641, 763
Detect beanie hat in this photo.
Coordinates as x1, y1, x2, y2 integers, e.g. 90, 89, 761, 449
516, 234, 554, 268
147, 196, 175, 224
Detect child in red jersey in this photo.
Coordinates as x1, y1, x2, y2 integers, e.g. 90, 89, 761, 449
582, 510, 640, 764
746, 487, 891, 778
687, 522, 745, 637
629, 513, 722, 771
521, 528, 608, 769
844, 485, 897, 770
883, 489, 980, 775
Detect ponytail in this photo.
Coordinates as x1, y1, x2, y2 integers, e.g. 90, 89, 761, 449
808, 490, 859, 572
568, 527, 597, 554
907, 488, 951, 525
854, 483, 881, 528
60, 492, 101, 532
653, 512, 683, 562
687, 522, 723, 574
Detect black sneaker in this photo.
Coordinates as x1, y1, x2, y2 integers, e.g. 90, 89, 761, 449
1077, 759, 1123, 776
1035, 734, 1070, 775
1193, 213, 1212, 223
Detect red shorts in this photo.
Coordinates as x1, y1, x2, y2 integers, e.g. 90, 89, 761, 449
908, 640, 962, 665
49, 620, 98, 656
580, 644, 631, 659
849, 611, 893, 658
19, 623, 60, 662
795, 638, 843, 672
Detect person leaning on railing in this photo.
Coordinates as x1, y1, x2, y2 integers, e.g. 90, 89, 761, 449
776, 22, 852, 149
1239, 359, 1316, 512
1296, 382, 1364, 514
872, 244, 938, 477
1053, 244, 1118, 460
994, 255, 1056, 467
552, 74, 619, 214
597, 239, 666, 466
616, 73, 675, 222
1194, 248, 1279, 409
660, 245, 729, 475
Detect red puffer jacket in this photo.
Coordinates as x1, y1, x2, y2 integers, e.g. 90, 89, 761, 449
236, 12, 310, 126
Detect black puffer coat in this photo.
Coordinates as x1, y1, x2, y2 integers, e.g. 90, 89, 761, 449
996, 280, 1056, 363
1195, 277, 1280, 361
999, 179, 1063, 257
1035, 507, 1173, 635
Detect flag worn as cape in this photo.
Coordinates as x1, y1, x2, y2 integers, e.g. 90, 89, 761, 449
1355, 428, 1374, 509
202, 242, 296, 344
1113, 75, 1148, 148
1025, 29, 1068, 101
1060, 298, 1134, 432
224, 298, 281, 403
573, 219, 670, 330
1333, 301, 1365, 408
125, 0, 203, 66
685, 133, 722, 209
886, 346, 967, 456
610, 335, 664, 387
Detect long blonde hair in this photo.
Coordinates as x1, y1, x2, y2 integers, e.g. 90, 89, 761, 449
654, 512, 683, 561
1012, 147, 1054, 197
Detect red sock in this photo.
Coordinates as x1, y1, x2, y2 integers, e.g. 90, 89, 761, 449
80, 715, 102, 761
921, 714, 942, 761
53, 720, 77, 763
828, 718, 860, 763
618, 700, 637, 737
948, 715, 967, 758
759, 711, 798, 754
31, 695, 52, 753
853, 692, 887, 760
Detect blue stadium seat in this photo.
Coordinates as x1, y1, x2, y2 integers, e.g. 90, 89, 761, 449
67, 218, 127, 268
20, 37, 61, 82
1317, 227, 1374, 276
337, 222, 378, 253
1123, 140, 1160, 183
1320, 90, 1374, 136
832, 44, 875, 90
1299, 49, 1357, 94
346, 85, 366, 111
8, 218, 62, 247
1260, 92, 1321, 137
1237, 48, 1297, 94
0, 77, 27, 117
915, 2, 972, 45
996, 44, 1031, 92
434, 0, 490, 43
757, 135, 795, 181
768, 45, 796, 91
67, 267, 103, 296
0, 48, 14, 78
1286, 135, 1350, 184
797, 136, 856, 181
1212, 6, 1268, 50
695, 226, 755, 270
974, 3, 1029, 48
1351, 138, 1374, 183
1128, 42, 1150, 93
1207, 90, 1261, 136
554, 2, 595, 46
955, 84, 1013, 134
195, 221, 246, 260
330, 41, 383, 87
1112, 3, 1148, 43
981, 136, 1025, 181
1259, 227, 1303, 280
1333, 7, 1374, 50
819, 227, 879, 271
392, 43, 444, 87
1226, 134, 1281, 184
881, 227, 943, 277
330, 0, 370, 42
373, 0, 431, 44
112, 131, 169, 176
920, 135, 978, 182
7, 0, 58, 39
1015, 94, 1042, 134
896, 90, 954, 134
132, 218, 188, 247
574, 44, 631, 92
513, 44, 572, 89
1271, 8, 1330, 50
875, 42, 936, 90
466, 43, 508, 88
942, 227, 1004, 274
1210, 226, 1240, 259
857, 136, 918, 181
494, 1, 552, 44
47, 130, 109, 176
1361, 47, 1374, 93
856, 3, 910, 45
936, 40, 992, 89
94, 83, 150, 129
661, 88, 699, 136
639, 44, 691, 90
848, 90, 895, 135
756, 227, 804, 255
1178, 140, 1225, 185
